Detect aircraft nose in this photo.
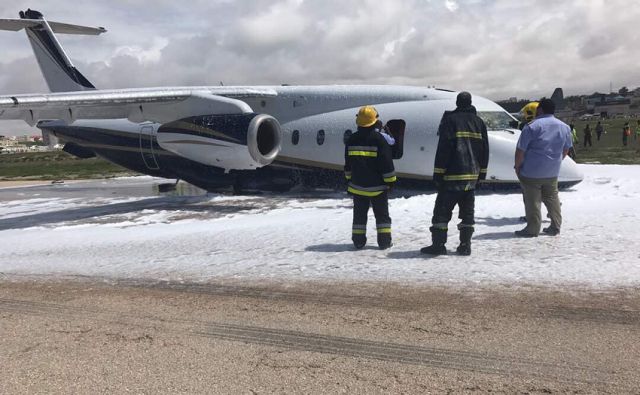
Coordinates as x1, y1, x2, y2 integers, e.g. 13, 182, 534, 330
558, 157, 583, 183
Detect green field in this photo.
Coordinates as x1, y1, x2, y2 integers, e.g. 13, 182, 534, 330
0, 151, 134, 180
564, 117, 640, 165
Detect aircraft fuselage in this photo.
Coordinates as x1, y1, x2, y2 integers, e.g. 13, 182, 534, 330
41, 85, 584, 192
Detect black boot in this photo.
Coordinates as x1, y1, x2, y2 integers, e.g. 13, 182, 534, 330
421, 227, 447, 255
352, 233, 366, 249
420, 244, 447, 255
377, 231, 392, 250
456, 226, 474, 256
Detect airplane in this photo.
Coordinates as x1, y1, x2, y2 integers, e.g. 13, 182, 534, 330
0, 9, 583, 193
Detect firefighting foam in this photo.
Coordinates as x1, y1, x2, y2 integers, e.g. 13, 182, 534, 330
0, 164, 638, 289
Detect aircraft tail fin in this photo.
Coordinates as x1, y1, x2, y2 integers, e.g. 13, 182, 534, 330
550, 87, 565, 111
0, 9, 106, 92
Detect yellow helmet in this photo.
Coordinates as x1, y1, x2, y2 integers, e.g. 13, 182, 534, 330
521, 102, 539, 122
356, 106, 379, 127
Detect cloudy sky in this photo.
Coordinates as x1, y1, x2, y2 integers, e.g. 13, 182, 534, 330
1, 0, 639, 135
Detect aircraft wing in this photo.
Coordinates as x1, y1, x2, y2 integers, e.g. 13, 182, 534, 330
0, 87, 277, 125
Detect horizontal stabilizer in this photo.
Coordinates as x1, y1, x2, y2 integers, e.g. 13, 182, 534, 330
0, 18, 106, 35
0, 9, 103, 92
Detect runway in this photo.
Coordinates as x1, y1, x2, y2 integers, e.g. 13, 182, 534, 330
2, 281, 640, 393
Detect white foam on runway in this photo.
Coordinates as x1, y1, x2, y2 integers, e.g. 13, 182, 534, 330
1, 165, 638, 290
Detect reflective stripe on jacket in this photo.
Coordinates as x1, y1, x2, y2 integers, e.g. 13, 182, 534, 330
433, 105, 490, 191
344, 126, 396, 196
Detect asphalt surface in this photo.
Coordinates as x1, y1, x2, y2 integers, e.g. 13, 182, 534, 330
2, 279, 639, 393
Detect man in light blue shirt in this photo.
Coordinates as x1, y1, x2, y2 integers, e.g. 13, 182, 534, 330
514, 98, 572, 237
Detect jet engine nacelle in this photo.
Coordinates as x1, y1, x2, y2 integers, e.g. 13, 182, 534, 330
157, 113, 282, 170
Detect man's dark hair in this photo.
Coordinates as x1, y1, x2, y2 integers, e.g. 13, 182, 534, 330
538, 98, 555, 114
456, 91, 472, 107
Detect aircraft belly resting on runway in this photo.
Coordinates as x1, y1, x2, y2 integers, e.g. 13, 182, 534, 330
0, 9, 583, 192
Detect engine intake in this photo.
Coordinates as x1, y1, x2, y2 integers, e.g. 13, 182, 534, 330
249, 114, 281, 166
157, 113, 282, 170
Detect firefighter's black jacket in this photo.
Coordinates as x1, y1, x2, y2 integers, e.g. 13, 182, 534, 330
344, 126, 396, 196
433, 105, 489, 191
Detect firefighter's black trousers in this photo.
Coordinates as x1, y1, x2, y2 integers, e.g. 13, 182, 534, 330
352, 192, 391, 247
430, 189, 475, 244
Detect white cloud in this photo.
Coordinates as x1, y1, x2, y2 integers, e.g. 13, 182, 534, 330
234, 0, 308, 48
110, 37, 169, 65
0, 0, 639, 133
382, 27, 417, 61
445, 0, 459, 12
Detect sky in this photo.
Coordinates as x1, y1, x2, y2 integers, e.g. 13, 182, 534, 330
1, 0, 639, 136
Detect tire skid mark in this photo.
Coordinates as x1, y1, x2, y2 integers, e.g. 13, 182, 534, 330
10, 278, 640, 328
123, 280, 399, 311
543, 306, 640, 326
193, 323, 603, 385
122, 281, 640, 328
0, 298, 621, 388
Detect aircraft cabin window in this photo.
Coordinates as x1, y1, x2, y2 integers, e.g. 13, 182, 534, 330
343, 129, 352, 144
316, 130, 325, 145
476, 111, 518, 130
291, 130, 300, 145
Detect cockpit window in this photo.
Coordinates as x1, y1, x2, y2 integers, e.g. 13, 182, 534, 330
477, 111, 518, 130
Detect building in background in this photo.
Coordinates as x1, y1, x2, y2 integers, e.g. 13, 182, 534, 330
499, 85, 640, 121
0, 133, 60, 153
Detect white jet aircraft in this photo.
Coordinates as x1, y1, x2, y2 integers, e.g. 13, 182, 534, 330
0, 9, 583, 192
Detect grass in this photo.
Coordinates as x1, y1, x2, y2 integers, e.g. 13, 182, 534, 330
560, 117, 640, 164
0, 151, 134, 180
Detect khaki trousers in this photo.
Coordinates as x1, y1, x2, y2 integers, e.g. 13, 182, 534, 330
518, 175, 562, 235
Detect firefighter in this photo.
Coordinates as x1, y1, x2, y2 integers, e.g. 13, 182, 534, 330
519, 101, 539, 130
421, 92, 489, 256
344, 106, 396, 249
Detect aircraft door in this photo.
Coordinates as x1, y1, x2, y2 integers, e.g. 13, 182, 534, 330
139, 125, 160, 170
385, 119, 406, 159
